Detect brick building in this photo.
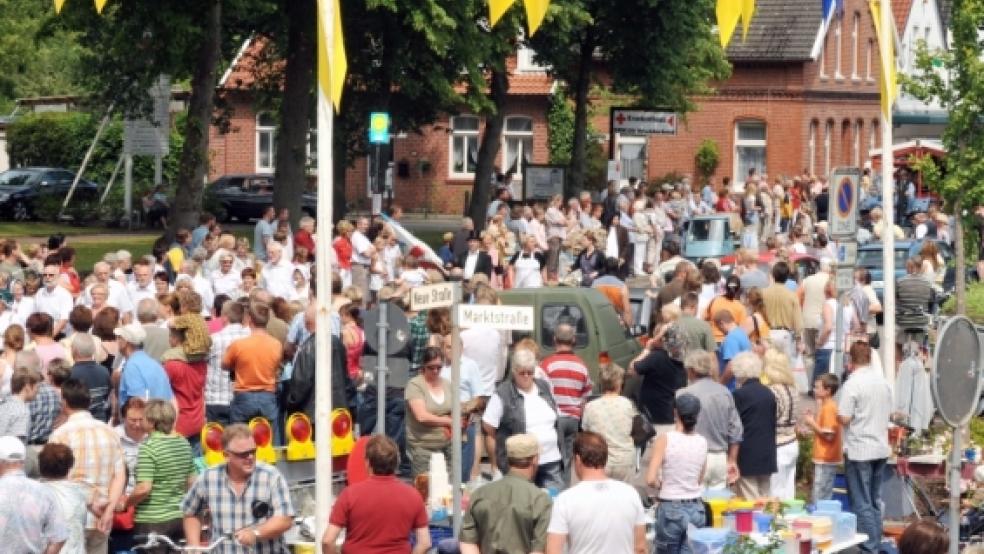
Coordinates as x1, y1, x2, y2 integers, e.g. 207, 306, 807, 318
210, 0, 885, 214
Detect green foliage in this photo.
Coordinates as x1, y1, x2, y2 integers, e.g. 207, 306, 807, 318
695, 139, 720, 183
548, 92, 575, 165
941, 282, 984, 323
646, 171, 687, 194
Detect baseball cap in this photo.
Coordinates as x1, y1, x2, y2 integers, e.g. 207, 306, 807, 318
114, 323, 147, 346
505, 434, 539, 459
675, 393, 702, 419
0, 435, 26, 461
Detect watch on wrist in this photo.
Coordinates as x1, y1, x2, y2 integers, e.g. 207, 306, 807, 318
252, 528, 261, 541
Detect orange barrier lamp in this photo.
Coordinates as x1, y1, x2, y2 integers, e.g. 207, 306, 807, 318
201, 422, 225, 467
285, 413, 316, 461
249, 417, 278, 465
331, 408, 356, 457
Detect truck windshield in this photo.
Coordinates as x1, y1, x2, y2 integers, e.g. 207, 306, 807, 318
687, 219, 726, 243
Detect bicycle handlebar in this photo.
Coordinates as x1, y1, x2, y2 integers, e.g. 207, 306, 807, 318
131, 532, 232, 552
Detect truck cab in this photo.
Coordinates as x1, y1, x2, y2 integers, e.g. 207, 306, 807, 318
498, 287, 643, 382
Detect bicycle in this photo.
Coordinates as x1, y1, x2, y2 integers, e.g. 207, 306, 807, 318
131, 532, 232, 552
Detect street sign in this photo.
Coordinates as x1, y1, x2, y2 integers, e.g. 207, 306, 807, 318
124, 75, 171, 156
932, 316, 984, 427
611, 108, 677, 136
523, 165, 566, 200
836, 242, 858, 266
363, 303, 409, 354
369, 112, 390, 144
828, 167, 860, 239
458, 305, 535, 331
835, 267, 854, 292
410, 282, 459, 311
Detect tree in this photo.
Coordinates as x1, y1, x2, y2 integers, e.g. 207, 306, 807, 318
529, 0, 731, 194
902, 0, 984, 314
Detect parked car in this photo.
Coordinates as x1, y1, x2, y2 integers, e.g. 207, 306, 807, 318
0, 167, 100, 221
206, 173, 316, 222
682, 214, 736, 262
498, 287, 643, 383
717, 251, 821, 283
858, 239, 956, 304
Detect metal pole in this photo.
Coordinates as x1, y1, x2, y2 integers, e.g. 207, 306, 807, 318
375, 301, 389, 435
61, 104, 114, 215
314, 0, 335, 545
124, 154, 134, 231
950, 428, 961, 554
880, 0, 896, 391
154, 153, 163, 186
99, 154, 125, 205
451, 285, 463, 537
833, 290, 845, 378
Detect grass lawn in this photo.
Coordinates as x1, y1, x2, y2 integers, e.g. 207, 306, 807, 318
70, 236, 158, 270
0, 222, 110, 238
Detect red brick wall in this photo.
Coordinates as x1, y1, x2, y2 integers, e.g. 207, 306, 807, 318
208, 93, 263, 181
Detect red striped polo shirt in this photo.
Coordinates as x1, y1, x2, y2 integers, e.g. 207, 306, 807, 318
541, 352, 593, 419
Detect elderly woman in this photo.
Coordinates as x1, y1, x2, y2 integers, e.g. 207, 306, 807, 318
731, 351, 777, 499
126, 399, 195, 553
629, 324, 687, 437
482, 348, 563, 489
405, 346, 455, 477
333, 220, 355, 289
582, 362, 636, 480
9, 279, 35, 327
89, 282, 111, 317
508, 235, 547, 289
763, 348, 800, 500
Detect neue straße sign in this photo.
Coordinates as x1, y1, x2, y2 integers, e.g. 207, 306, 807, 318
611, 108, 677, 136
410, 282, 458, 311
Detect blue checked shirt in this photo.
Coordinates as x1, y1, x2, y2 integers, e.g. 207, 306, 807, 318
181, 462, 295, 554
27, 382, 61, 444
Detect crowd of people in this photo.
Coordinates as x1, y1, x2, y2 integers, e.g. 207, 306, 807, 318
0, 164, 960, 554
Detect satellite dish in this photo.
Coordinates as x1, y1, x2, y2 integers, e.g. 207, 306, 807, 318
363, 302, 410, 355
931, 316, 984, 427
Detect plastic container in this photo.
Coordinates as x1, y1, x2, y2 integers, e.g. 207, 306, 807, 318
734, 509, 754, 534
782, 498, 806, 513
689, 528, 733, 554
753, 511, 774, 533
832, 512, 857, 543
792, 519, 813, 541
703, 488, 734, 501
707, 499, 730, 528
814, 499, 841, 513
723, 512, 737, 533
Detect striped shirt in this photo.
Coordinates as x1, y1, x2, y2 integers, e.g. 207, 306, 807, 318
49, 411, 125, 530
207, 323, 250, 406
541, 352, 593, 419
135, 432, 196, 523
838, 365, 892, 461
181, 463, 295, 554
27, 382, 61, 444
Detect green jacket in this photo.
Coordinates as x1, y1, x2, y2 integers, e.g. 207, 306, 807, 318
460, 472, 552, 554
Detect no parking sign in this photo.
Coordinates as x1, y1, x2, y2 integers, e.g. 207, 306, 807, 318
828, 167, 861, 240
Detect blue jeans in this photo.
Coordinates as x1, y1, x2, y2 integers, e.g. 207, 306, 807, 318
655, 499, 706, 554
813, 348, 832, 384
230, 391, 281, 446
558, 416, 580, 485
813, 462, 838, 503
845, 457, 887, 552
461, 421, 477, 480
535, 461, 565, 492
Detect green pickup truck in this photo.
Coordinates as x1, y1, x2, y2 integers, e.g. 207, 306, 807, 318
498, 287, 643, 382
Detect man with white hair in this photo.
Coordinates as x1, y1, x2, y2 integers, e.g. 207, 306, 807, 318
349, 216, 375, 306
176, 259, 214, 317
113, 249, 133, 283
82, 261, 134, 320
0, 435, 68, 553
731, 351, 777, 498
260, 241, 296, 301
34, 262, 73, 337
209, 251, 242, 298
126, 260, 157, 309
677, 350, 742, 490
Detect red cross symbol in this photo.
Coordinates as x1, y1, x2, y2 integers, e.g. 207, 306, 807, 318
615, 112, 626, 125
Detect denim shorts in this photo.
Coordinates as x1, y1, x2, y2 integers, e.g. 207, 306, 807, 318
656, 499, 706, 554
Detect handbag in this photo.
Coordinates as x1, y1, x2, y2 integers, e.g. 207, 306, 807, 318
631, 406, 657, 446
112, 506, 135, 531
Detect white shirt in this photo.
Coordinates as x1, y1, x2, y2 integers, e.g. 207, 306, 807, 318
34, 285, 74, 322
9, 296, 35, 327
838, 365, 892, 461
463, 251, 480, 280
439, 356, 491, 403
260, 260, 297, 300
127, 282, 157, 309
547, 479, 647, 554
462, 327, 505, 388
81, 280, 133, 314
350, 231, 372, 265
210, 269, 243, 298
483, 386, 560, 464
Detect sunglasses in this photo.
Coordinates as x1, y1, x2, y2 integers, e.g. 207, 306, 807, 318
226, 448, 257, 459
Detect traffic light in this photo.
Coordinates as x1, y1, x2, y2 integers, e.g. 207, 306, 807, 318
200, 422, 225, 467
249, 417, 277, 465
330, 408, 355, 457
285, 413, 315, 461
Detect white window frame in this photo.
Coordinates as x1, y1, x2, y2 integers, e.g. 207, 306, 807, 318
852, 13, 861, 79
870, 119, 878, 159
866, 38, 874, 81
808, 120, 818, 175
517, 44, 549, 72
733, 120, 767, 182
449, 115, 480, 179
502, 115, 535, 182
853, 120, 862, 167
820, 36, 828, 77
616, 134, 648, 185
834, 17, 844, 78
824, 120, 833, 177
255, 112, 276, 174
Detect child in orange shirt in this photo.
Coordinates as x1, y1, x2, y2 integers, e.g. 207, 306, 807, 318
803, 373, 843, 502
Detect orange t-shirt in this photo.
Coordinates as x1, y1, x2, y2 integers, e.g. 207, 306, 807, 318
704, 296, 748, 342
812, 398, 843, 463
221, 332, 283, 393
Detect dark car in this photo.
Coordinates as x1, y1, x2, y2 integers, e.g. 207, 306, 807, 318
0, 167, 100, 221
207, 174, 316, 222
858, 239, 957, 305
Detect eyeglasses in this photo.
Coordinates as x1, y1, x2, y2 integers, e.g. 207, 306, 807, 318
515, 370, 535, 376
423, 363, 443, 371
43, 273, 58, 278
225, 449, 257, 459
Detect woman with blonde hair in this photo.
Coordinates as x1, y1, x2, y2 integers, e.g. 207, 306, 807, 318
763, 348, 800, 500
581, 362, 636, 480
480, 231, 504, 290
741, 288, 772, 354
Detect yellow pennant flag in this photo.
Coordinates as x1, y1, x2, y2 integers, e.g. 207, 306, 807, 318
94, 0, 107, 12
716, 0, 742, 48
524, 0, 549, 35
54, 0, 66, 13
317, 0, 347, 110
489, 0, 517, 26
869, 0, 897, 118
740, 0, 755, 39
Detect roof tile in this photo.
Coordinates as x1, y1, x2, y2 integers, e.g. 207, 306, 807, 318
726, 0, 824, 62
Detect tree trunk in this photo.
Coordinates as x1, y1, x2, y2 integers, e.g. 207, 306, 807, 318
167, 0, 222, 238
955, 199, 966, 315
274, 0, 316, 228
568, 29, 595, 196
333, 132, 348, 224
469, 68, 509, 233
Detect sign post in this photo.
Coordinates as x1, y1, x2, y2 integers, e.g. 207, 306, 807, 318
369, 112, 390, 215
829, 167, 861, 378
